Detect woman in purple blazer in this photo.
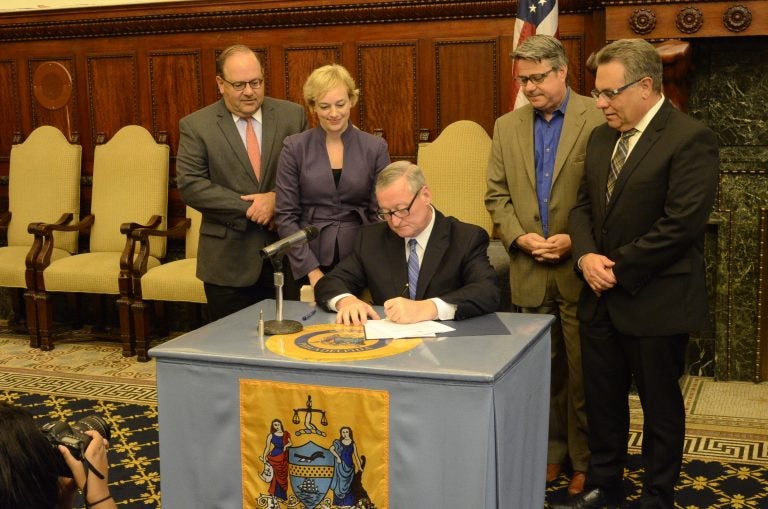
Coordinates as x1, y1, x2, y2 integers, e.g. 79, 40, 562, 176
276, 64, 390, 287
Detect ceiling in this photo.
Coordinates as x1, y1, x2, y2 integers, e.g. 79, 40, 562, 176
0, 0, 187, 13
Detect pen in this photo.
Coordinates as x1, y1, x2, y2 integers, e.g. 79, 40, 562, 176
301, 308, 317, 321
401, 283, 409, 297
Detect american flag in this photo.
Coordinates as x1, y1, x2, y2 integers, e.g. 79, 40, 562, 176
510, 0, 559, 110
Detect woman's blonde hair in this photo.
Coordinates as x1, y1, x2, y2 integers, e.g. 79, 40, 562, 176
303, 64, 360, 109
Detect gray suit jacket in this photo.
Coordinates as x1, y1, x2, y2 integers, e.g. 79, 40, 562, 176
176, 97, 308, 286
485, 92, 604, 307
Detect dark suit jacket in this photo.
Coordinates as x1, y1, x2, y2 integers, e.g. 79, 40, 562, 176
176, 97, 308, 287
275, 125, 390, 279
315, 209, 500, 320
569, 99, 719, 336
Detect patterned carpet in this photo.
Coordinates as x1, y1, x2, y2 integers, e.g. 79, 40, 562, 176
0, 329, 160, 507
1, 326, 767, 508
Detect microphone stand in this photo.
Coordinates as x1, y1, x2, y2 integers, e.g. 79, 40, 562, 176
263, 253, 302, 335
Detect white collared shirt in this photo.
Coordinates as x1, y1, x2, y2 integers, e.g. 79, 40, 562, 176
329, 205, 457, 320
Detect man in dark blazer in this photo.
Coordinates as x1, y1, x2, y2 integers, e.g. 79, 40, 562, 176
177, 45, 308, 320
554, 40, 719, 509
315, 161, 499, 325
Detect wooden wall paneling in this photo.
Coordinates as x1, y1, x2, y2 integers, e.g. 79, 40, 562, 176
0, 59, 22, 163
560, 35, 587, 96
434, 39, 498, 137
149, 49, 204, 156
28, 57, 78, 143
357, 42, 418, 160
86, 53, 140, 147
283, 45, 343, 126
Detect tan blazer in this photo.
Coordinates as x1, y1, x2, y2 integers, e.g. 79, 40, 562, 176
485, 92, 604, 308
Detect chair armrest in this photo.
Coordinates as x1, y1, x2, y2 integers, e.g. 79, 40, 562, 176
131, 217, 191, 241
119, 215, 166, 300
29, 213, 79, 289
129, 218, 191, 296
119, 214, 163, 236
119, 214, 164, 277
130, 217, 190, 274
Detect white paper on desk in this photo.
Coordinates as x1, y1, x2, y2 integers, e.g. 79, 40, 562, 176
364, 319, 455, 339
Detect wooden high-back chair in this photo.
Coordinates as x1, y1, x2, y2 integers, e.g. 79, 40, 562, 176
0, 126, 81, 347
417, 120, 493, 235
131, 206, 206, 361
32, 125, 169, 356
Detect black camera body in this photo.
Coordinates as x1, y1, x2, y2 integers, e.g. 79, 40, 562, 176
40, 415, 111, 477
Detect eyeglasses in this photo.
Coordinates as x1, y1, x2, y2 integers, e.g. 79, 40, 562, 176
515, 68, 555, 86
376, 186, 424, 221
220, 77, 264, 92
591, 77, 645, 101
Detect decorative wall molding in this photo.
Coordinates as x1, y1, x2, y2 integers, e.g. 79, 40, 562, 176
605, 0, 766, 40
0, 1, 518, 42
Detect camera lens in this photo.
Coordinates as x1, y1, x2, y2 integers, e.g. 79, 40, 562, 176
73, 415, 112, 442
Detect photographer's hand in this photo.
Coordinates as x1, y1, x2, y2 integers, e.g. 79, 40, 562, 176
59, 430, 117, 508
55, 476, 77, 509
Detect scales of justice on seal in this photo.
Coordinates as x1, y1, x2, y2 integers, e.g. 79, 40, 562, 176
259, 226, 319, 335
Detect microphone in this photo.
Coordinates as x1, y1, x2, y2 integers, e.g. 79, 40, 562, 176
261, 226, 319, 258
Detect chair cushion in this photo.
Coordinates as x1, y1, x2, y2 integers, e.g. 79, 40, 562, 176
43, 252, 160, 294
0, 246, 70, 288
140, 258, 206, 303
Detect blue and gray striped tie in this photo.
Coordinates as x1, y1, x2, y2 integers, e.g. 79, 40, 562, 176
407, 238, 419, 300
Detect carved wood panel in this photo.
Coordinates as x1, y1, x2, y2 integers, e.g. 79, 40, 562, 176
86, 53, 140, 148
0, 59, 21, 162
283, 45, 342, 125
435, 39, 498, 135
28, 57, 78, 143
149, 50, 204, 157
560, 35, 587, 95
358, 42, 418, 160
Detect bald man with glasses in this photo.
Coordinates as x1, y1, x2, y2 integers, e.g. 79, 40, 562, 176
315, 161, 500, 326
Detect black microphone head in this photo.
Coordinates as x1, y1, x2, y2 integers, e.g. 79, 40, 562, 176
303, 226, 319, 241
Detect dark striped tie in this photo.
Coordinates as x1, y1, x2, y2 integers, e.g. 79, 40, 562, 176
407, 238, 419, 300
606, 128, 638, 203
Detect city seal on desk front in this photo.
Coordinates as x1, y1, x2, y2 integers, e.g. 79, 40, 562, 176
241, 380, 389, 509
266, 323, 422, 361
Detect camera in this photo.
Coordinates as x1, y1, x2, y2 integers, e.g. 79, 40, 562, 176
40, 415, 112, 477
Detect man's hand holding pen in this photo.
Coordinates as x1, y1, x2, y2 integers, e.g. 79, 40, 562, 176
335, 292, 438, 326
382, 297, 438, 324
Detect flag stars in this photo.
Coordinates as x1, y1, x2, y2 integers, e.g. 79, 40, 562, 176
529, 0, 548, 13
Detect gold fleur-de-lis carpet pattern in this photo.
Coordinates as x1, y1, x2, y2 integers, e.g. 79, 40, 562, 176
1, 328, 766, 508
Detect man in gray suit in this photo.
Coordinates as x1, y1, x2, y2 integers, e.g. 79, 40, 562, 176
177, 45, 308, 320
485, 35, 604, 496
